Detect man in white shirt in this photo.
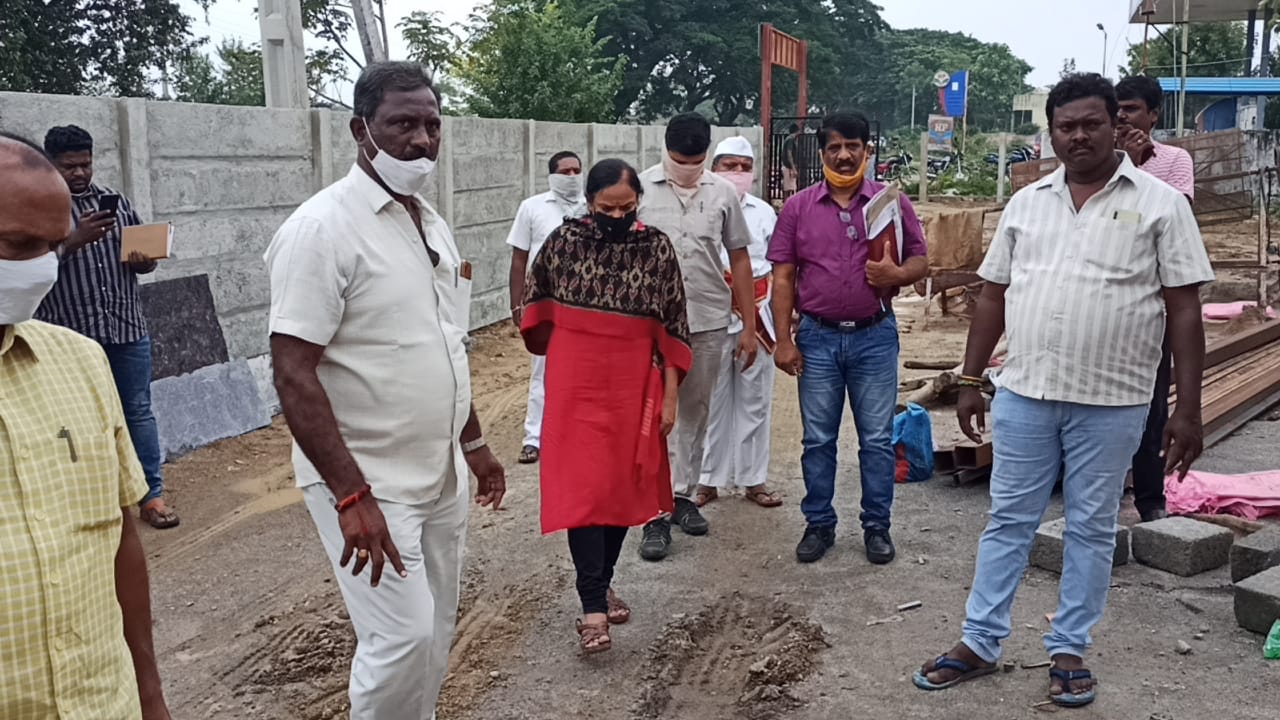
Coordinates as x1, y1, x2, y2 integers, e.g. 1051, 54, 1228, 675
265, 62, 505, 720
915, 74, 1213, 708
507, 150, 586, 465
695, 137, 782, 509
636, 112, 758, 561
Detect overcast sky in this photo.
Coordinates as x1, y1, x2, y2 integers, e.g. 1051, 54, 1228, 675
179, 0, 1224, 97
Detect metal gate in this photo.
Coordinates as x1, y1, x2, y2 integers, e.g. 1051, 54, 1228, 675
767, 115, 881, 204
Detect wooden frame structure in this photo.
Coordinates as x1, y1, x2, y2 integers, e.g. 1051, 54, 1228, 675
759, 24, 809, 182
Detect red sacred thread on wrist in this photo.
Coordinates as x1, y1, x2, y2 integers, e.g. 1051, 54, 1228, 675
336, 484, 372, 513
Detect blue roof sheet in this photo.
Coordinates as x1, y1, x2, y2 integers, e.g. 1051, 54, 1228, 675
1157, 77, 1280, 96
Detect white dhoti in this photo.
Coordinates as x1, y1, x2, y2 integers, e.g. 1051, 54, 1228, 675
522, 354, 546, 448
700, 328, 776, 489
303, 468, 467, 720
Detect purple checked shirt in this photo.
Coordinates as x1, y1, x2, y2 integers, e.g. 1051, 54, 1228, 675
767, 179, 928, 322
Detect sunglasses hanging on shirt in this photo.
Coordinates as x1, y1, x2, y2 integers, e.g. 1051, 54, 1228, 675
838, 210, 859, 240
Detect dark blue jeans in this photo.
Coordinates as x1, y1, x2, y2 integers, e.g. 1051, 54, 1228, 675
796, 314, 900, 531
102, 335, 163, 503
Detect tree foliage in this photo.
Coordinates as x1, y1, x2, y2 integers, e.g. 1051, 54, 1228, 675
173, 39, 265, 106
870, 29, 1033, 132
0, 0, 194, 96
449, 1, 625, 123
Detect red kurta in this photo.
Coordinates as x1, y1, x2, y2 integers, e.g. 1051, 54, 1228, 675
520, 218, 692, 534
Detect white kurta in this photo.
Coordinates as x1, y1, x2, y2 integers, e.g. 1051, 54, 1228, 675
701, 194, 777, 489
507, 192, 584, 448
265, 165, 471, 719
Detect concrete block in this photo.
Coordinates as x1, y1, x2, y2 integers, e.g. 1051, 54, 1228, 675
453, 186, 523, 229
1131, 516, 1234, 576
1234, 565, 1280, 634
1231, 527, 1280, 583
151, 359, 271, 459
447, 116, 524, 155
164, 208, 289, 261
1030, 517, 1130, 574
0, 92, 123, 186
219, 308, 270, 360
146, 102, 311, 158
245, 354, 280, 415
149, 157, 314, 214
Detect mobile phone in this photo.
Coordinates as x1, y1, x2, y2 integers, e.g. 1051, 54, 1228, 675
98, 194, 120, 215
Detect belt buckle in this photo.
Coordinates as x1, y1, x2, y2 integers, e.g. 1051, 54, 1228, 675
837, 320, 860, 330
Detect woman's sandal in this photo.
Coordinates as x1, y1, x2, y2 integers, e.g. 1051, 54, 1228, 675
576, 619, 612, 655
606, 589, 631, 625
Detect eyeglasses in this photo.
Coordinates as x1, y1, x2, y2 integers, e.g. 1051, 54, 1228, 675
839, 210, 858, 240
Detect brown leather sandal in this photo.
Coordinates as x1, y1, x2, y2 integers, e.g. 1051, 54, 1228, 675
694, 486, 718, 507
606, 589, 631, 625
140, 502, 181, 529
745, 487, 783, 508
576, 619, 612, 654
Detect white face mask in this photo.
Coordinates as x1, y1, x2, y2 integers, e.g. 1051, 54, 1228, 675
362, 118, 436, 196
548, 173, 584, 206
0, 252, 58, 325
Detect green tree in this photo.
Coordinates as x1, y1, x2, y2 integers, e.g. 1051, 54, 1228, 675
868, 29, 1032, 133
560, 0, 887, 125
0, 0, 194, 96
173, 39, 266, 106
452, 1, 625, 123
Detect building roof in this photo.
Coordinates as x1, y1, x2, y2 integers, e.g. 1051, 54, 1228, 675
1157, 77, 1280, 96
1130, 0, 1260, 24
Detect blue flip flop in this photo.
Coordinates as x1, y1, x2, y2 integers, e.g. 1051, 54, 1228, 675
912, 655, 999, 691
1049, 667, 1097, 707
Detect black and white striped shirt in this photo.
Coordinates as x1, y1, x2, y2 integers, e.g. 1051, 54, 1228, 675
36, 184, 151, 345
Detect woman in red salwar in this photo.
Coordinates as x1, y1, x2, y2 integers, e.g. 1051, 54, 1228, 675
520, 159, 692, 655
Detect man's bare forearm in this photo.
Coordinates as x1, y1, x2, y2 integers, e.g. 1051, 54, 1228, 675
772, 264, 797, 342
509, 250, 528, 314
460, 404, 483, 444
273, 338, 367, 499
898, 255, 929, 285
1164, 285, 1206, 417
116, 511, 167, 713
961, 283, 1008, 378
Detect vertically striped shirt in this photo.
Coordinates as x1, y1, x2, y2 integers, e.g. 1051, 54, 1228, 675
981, 153, 1214, 407
35, 184, 150, 345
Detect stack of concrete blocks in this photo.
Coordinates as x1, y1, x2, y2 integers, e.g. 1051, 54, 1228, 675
0, 89, 761, 458
1230, 527, 1280, 634
1030, 517, 1130, 574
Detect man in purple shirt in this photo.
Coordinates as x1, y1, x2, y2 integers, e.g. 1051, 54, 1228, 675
769, 112, 929, 565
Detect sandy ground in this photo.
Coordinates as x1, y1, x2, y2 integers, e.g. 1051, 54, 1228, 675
143, 274, 1280, 720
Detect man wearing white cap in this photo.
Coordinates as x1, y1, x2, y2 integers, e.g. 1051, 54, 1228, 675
695, 136, 782, 509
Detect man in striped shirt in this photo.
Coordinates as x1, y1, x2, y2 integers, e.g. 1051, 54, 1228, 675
1116, 75, 1195, 523
914, 74, 1214, 707
36, 125, 178, 529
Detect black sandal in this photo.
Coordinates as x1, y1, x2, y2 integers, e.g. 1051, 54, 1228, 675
518, 445, 540, 464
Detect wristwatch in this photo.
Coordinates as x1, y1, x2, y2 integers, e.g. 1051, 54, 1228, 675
461, 437, 487, 454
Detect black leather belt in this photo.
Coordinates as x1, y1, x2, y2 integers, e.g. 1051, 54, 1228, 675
805, 309, 891, 332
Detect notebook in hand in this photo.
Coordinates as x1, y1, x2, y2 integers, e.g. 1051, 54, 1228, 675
864, 186, 903, 266
121, 222, 173, 261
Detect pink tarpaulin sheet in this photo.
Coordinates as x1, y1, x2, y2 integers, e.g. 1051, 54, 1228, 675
1202, 302, 1277, 321
1166, 470, 1280, 521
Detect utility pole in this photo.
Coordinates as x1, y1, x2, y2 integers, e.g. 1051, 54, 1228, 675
352, 0, 388, 63
259, 0, 308, 108
910, 86, 917, 129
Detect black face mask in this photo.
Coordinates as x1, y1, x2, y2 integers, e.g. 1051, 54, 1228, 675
593, 211, 636, 241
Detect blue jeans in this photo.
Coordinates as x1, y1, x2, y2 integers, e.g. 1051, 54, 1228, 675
962, 389, 1146, 662
795, 314, 899, 531
102, 336, 163, 503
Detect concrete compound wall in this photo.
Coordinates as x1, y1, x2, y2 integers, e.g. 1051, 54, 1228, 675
0, 91, 760, 453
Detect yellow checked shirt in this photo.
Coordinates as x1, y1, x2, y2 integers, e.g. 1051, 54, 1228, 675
1, 320, 149, 720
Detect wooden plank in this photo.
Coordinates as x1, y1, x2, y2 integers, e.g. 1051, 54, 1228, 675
934, 449, 957, 474
954, 442, 993, 469
953, 467, 991, 486
1204, 321, 1280, 368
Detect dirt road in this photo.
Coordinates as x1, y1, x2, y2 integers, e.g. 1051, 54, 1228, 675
146, 298, 1277, 720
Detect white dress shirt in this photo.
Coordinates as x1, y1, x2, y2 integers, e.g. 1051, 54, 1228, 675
506, 191, 583, 274
265, 165, 471, 505
722, 193, 776, 334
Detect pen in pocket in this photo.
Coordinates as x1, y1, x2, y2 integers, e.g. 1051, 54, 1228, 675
57, 426, 78, 462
